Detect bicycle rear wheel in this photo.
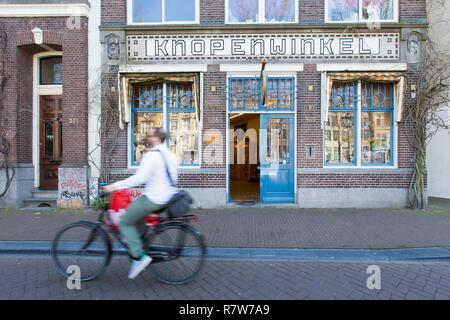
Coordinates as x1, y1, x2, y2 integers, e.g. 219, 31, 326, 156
51, 222, 112, 282
146, 223, 206, 285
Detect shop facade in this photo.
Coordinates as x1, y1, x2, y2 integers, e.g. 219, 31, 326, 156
0, 0, 429, 209
98, 0, 428, 208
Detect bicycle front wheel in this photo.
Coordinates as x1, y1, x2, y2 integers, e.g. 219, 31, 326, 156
146, 223, 207, 285
51, 222, 112, 282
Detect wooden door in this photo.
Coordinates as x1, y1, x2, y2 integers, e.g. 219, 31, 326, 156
40, 96, 63, 190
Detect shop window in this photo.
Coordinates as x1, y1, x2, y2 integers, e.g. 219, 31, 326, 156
229, 77, 295, 111
227, 0, 297, 23
326, 0, 397, 22
40, 57, 63, 85
130, 81, 199, 166
130, 0, 198, 24
324, 81, 394, 166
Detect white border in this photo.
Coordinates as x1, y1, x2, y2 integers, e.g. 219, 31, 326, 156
127, 0, 200, 25
220, 64, 304, 73
324, 0, 399, 24
88, 0, 102, 181
33, 51, 63, 189
119, 64, 208, 73
0, 4, 89, 17
317, 63, 407, 72
225, 71, 298, 204
225, 0, 299, 24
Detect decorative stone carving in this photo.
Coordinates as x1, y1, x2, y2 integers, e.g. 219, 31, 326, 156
106, 34, 120, 60
406, 32, 421, 63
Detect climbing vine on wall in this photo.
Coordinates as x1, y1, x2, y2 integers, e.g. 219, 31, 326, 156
0, 29, 15, 199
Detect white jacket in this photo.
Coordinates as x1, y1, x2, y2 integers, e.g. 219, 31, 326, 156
111, 144, 178, 205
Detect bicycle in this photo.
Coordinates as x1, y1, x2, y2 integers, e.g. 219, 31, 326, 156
51, 193, 207, 285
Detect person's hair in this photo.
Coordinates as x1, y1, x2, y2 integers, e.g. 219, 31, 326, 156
150, 127, 166, 143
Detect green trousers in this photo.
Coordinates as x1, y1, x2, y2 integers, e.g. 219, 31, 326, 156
119, 195, 163, 259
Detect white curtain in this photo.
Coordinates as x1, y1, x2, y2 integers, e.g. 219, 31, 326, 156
117, 73, 201, 130
321, 72, 406, 129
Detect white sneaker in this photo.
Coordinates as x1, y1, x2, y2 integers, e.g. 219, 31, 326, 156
128, 255, 152, 279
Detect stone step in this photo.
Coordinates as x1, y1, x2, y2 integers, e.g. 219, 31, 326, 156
32, 190, 58, 199
22, 198, 57, 208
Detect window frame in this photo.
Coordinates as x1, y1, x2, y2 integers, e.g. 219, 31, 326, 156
225, 0, 299, 24
127, 0, 200, 25
39, 56, 63, 85
324, 80, 396, 168
228, 76, 296, 112
129, 80, 202, 168
360, 82, 395, 167
324, 0, 399, 24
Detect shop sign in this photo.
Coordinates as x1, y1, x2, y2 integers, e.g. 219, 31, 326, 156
127, 33, 399, 61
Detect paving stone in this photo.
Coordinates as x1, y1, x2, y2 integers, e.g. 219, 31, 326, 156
2, 207, 450, 249
2, 255, 450, 300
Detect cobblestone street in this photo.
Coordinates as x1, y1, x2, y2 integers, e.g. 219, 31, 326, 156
2, 255, 450, 300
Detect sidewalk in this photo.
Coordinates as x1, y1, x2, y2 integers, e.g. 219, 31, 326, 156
1, 198, 450, 249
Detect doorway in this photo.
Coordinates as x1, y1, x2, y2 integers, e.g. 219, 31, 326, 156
39, 95, 63, 190
229, 113, 260, 204
229, 113, 295, 204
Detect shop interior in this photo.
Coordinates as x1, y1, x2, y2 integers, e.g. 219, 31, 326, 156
229, 113, 260, 204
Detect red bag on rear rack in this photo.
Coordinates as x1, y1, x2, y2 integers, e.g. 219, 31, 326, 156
107, 190, 132, 230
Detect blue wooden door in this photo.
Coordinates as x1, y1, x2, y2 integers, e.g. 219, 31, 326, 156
260, 114, 295, 204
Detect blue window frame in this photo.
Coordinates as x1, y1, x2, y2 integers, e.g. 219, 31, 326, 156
324, 81, 395, 167
130, 81, 200, 167
361, 82, 394, 166
229, 77, 295, 112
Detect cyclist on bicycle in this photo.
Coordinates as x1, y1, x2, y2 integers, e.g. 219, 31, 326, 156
103, 127, 178, 279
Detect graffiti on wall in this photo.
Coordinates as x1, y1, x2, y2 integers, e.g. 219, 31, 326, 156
58, 168, 88, 209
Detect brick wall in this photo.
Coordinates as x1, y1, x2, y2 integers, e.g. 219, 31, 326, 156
298, 173, 412, 188
400, 0, 427, 23
109, 173, 226, 188
299, 0, 324, 24
0, 17, 89, 166
297, 64, 323, 169
202, 65, 227, 169
200, 0, 224, 26
101, 0, 127, 26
